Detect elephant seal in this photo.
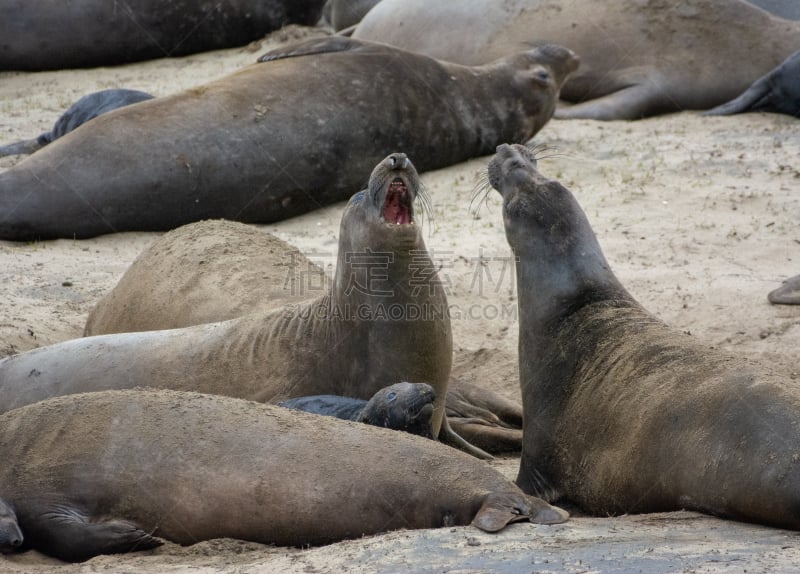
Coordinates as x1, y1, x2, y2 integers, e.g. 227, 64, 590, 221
0, 0, 326, 71
353, 0, 800, 120
768, 274, 800, 304
279, 381, 436, 437
705, 49, 800, 117
85, 219, 328, 336
0, 89, 154, 157
0, 153, 492, 458
484, 143, 800, 529
0, 389, 568, 562
0, 499, 23, 554
0, 36, 577, 241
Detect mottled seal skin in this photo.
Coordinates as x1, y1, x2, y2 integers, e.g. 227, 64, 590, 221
353, 0, 800, 120
0, 154, 469, 453
486, 143, 800, 530
0, 89, 154, 157
0, 0, 326, 71
705, 49, 800, 117
768, 274, 800, 305
0, 389, 568, 562
0, 36, 577, 241
84, 219, 328, 336
279, 381, 436, 438
0, 498, 23, 554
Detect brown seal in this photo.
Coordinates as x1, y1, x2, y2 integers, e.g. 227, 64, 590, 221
0, 153, 492, 458
0, 36, 577, 240
484, 143, 800, 529
352, 0, 800, 119
0, 0, 326, 70
0, 389, 568, 562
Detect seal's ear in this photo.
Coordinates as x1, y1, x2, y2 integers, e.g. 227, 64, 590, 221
257, 36, 369, 63
471, 492, 569, 532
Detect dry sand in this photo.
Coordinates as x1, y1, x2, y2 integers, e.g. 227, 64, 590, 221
0, 25, 798, 573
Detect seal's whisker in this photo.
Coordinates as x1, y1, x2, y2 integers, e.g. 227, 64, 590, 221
414, 181, 437, 234
469, 172, 495, 218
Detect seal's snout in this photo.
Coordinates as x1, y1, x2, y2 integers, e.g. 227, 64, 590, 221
386, 153, 410, 170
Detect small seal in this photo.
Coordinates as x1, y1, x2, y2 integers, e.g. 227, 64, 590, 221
484, 143, 800, 530
767, 274, 800, 304
353, 0, 800, 119
0, 36, 577, 240
705, 49, 800, 117
0, 498, 23, 555
0, 389, 568, 561
279, 382, 436, 438
0, 89, 154, 157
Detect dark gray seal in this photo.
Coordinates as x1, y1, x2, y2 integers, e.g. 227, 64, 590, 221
0, 153, 488, 458
0, 389, 568, 562
768, 274, 800, 304
279, 381, 436, 437
485, 143, 800, 530
0, 0, 326, 70
0, 36, 577, 241
748, 0, 800, 20
353, 0, 800, 120
705, 49, 800, 117
0, 89, 154, 157
0, 498, 23, 555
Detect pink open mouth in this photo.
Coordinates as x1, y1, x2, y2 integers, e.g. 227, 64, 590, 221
383, 178, 412, 224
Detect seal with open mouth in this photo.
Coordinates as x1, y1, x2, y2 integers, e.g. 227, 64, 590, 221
485, 142, 800, 529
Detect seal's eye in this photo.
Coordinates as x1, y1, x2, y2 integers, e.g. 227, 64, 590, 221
535, 69, 550, 82
386, 392, 397, 402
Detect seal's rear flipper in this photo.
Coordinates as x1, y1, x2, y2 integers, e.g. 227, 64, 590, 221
21, 504, 162, 562
0, 137, 45, 157
471, 492, 568, 532
257, 36, 370, 63
446, 380, 523, 453
768, 274, 800, 305
439, 416, 494, 460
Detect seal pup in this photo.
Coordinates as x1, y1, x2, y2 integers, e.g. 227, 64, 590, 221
0, 389, 569, 562
0, 36, 577, 241
0, 0, 327, 71
0, 153, 490, 458
0, 89, 154, 157
483, 143, 800, 529
0, 499, 23, 555
768, 274, 800, 304
353, 0, 800, 120
705, 49, 800, 117
279, 381, 436, 437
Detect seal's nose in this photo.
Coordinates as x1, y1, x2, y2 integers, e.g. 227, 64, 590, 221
387, 153, 409, 170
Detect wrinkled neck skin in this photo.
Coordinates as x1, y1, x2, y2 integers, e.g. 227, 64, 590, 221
321, 199, 452, 435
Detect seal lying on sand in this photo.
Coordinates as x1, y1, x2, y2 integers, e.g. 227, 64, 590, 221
705, 49, 800, 117
84, 216, 524, 453
0, 89, 154, 157
279, 382, 436, 437
353, 0, 800, 120
0, 0, 326, 71
0, 389, 568, 562
0, 36, 577, 241
484, 143, 800, 529
0, 154, 490, 457
768, 274, 800, 304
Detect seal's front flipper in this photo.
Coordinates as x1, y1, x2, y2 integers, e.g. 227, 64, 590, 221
446, 380, 523, 453
471, 492, 568, 533
0, 137, 45, 157
21, 504, 162, 562
555, 82, 666, 121
439, 415, 494, 460
257, 36, 370, 63
768, 274, 800, 305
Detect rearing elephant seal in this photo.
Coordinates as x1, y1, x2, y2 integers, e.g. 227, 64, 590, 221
485, 143, 800, 530
353, 0, 800, 119
0, 153, 486, 456
0, 389, 568, 562
0, 0, 326, 70
0, 36, 577, 240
